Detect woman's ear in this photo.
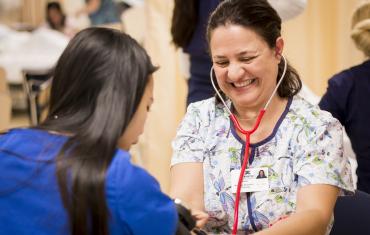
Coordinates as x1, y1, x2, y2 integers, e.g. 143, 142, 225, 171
275, 37, 284, 59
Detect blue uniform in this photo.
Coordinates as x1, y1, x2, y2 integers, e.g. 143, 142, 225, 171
184, 0, 220, 106
88, 0, 120, 25
319, 59, 370, 193
0, 128, 177, 235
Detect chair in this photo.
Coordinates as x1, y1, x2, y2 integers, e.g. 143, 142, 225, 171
330, 190, 370, 235
22, 69, 52, 125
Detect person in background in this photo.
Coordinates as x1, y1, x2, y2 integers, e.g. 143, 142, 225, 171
0, 27, 178, 235
171, 0, 307, 106
171, 0, 220, 106
45, 1, 78, 38
77, 0, 120, 26
319, 1, 370, 194
170, 0, 353, 234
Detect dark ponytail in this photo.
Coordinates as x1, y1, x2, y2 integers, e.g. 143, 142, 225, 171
171, 0, 198, 48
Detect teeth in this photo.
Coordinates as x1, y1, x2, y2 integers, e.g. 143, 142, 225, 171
234, 79, 254, 88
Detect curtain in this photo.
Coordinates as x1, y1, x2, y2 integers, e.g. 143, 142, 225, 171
21, 0, 47, 27
136, 0, 187, 192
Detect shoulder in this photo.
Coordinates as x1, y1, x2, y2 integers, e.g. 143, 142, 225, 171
107, 150, 178, 234
326, 60, 370, 88
0, 128, 67, 157
186, 97, 217, 115
327, 68, 354, 89
288, 95, 342, 130
180, 98, 215, 130
179, 97, 229, 137
107, 149, 159, 192
185, 97, 228, 123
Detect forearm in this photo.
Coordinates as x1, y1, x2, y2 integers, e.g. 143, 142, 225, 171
256, 210, 329, 235
170, 188, 204, 211
170, 163, 205, 211
170, 163, 209, 228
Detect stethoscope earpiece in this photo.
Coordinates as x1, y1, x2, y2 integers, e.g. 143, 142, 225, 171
210, 55, 287, 235
210, 55, 287, 114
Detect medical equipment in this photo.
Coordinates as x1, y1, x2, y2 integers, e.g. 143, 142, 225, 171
210, 55, 287, 235
175, 199, 207, 235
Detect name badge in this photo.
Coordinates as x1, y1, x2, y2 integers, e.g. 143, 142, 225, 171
231, 167, 269, 193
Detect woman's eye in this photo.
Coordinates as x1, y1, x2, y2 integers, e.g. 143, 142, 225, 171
215, 61, 228, 67
240, 56, 257, 63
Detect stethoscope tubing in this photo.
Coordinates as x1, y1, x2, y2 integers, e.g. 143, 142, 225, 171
210, 55, 287, 234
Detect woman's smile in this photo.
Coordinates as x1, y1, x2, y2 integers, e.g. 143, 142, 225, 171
231, 78, 257, 88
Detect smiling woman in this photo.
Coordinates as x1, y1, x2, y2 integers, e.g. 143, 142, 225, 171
170, 0, 354, 234
209, 24, 286, 117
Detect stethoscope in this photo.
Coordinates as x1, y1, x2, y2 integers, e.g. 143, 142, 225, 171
210, 55, 287, 235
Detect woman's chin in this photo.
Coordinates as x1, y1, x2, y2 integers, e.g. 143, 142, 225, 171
231, 95, 257, 107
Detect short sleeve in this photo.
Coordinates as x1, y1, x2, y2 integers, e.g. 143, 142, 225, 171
115, 157, 178, 235
319, 72, 354, 125
293, 118, 354, 195
171, 103, 207, 166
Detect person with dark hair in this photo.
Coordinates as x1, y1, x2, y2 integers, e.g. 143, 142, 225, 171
46, 2, 66, 31
319, 1, 370, 194
170, 0, 353, 234
0, 27, 178, 235
45, 1, 77, 37
171, 0, 220, 106
171, 0, 307, 106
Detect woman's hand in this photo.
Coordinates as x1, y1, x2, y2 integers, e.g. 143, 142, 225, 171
191, 209, 209, 228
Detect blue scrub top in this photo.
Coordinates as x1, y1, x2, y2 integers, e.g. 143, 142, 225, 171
184, 0, 221, 105
184, 0, 220, 56
89, 0, 120, 25
319, 59, 370, 193
0, 128, 178, 235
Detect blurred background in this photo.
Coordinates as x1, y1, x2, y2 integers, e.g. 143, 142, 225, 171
0, 0, 366, 192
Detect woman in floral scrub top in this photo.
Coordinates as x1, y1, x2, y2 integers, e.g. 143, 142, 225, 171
170, 0, 354, 234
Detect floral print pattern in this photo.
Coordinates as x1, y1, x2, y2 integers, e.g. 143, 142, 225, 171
171, 95, 354, 234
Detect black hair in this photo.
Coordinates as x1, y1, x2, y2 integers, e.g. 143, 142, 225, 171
170, 0, 198, 48
38, 27, 157, 235
46, 2, 66, 30
207, 0, 302, 98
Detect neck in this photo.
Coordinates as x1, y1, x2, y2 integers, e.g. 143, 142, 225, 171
235, 108, 261, 121
232, 96, 271, 120
233, 95, 286, 128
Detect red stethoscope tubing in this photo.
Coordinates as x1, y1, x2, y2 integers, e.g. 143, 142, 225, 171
209, 55, 286, 234
230, 110, 266, 235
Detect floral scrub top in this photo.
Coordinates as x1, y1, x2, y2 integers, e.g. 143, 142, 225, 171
171, 95, 354, 234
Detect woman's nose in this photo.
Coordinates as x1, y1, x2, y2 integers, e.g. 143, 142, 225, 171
227, 64, 245, 81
